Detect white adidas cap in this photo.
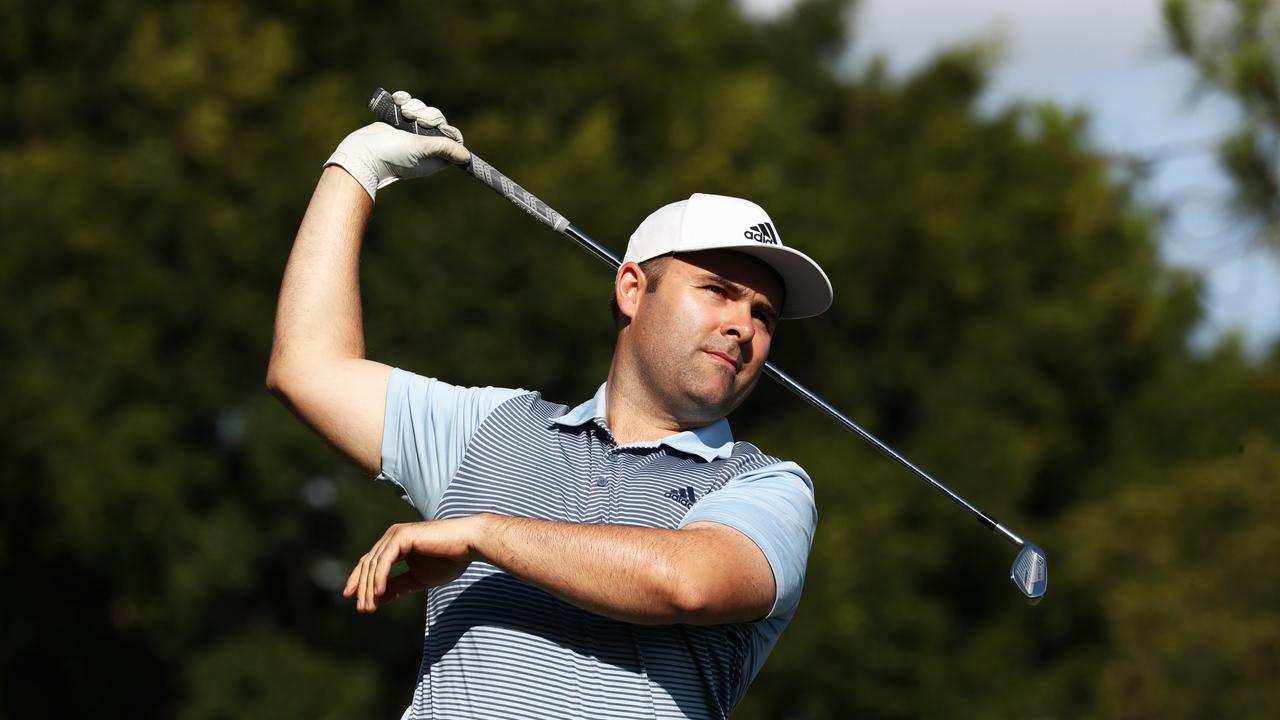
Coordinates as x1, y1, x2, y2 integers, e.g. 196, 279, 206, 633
623, 193, 833, 319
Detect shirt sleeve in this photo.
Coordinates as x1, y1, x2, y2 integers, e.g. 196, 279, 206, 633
375, 368, 527, 519
679, 461, 817, 619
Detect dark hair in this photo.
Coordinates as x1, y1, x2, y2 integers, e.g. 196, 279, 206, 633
609, 256, 669, 328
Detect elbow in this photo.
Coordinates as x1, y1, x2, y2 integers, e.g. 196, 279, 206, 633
265, 353, 296, 401
656, 553, 775, 625
658, 556, 714, 622
668, 580, 712, 621
265, 363, 281, 396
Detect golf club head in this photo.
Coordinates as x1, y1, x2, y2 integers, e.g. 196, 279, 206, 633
1010, 543, 1048, 603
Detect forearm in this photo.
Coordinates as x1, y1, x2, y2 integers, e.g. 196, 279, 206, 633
268, 166, 373, 379
472, 514, 774, 626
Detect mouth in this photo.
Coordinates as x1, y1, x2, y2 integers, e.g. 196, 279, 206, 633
705, 350, 741, 373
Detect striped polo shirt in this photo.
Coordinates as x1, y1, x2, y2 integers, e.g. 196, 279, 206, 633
377, 369, 817, 719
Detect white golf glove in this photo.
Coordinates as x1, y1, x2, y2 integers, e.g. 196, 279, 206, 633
325, 91, 470, 201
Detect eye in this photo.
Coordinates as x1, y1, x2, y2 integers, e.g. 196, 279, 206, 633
704, 285, 729, 297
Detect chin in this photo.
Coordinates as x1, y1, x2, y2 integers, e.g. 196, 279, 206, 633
684, 385, 743, 420
673, 366, 749, 420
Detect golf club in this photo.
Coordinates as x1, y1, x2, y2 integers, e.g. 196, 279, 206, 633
368, 87, 1048, 602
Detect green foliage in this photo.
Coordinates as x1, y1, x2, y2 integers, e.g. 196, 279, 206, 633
1164, 0, 1280, 248
1068, 436, 1280, 719
178, 628, 382, 720
2, 0, 1278, 717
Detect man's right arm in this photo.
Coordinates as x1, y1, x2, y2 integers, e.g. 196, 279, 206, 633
266, 166, 390, 474
267, 94, 471, 475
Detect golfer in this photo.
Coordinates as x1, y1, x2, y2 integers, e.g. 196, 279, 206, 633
267, 91, 833, 719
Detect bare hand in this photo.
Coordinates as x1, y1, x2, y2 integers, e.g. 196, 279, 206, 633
342, 518, 480, 613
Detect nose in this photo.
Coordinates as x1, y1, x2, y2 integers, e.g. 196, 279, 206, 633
722, 301, 755, 345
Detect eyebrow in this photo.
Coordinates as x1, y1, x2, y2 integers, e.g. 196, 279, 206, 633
699, 272, 781, 324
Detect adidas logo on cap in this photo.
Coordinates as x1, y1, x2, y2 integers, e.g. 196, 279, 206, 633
743, 222, 779, 244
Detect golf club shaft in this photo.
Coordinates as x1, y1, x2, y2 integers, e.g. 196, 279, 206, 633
368, 88, 1029, 550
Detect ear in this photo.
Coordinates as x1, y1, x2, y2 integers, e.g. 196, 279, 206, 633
615, 262, 646, 321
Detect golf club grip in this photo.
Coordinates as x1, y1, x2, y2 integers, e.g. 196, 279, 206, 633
368, 88, 570, 233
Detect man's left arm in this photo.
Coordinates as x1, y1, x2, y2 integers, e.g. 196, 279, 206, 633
344, 465, 816, 625
346, 515, 774, 625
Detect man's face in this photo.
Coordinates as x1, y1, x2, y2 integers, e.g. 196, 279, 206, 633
626, 249, 785, 425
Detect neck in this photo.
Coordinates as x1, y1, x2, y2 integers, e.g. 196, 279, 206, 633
603, 353, 691, 445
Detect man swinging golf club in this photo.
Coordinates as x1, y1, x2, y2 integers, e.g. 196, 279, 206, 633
267, 91, 833, 719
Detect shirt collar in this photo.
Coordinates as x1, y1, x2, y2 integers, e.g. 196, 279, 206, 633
550, 383, 735, 462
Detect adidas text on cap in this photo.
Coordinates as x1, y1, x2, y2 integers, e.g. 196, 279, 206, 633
623, 193, 833, 319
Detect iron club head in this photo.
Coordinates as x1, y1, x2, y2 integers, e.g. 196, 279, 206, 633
1010, 543, 1048, 603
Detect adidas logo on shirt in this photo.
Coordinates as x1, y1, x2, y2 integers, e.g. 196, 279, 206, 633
663, 486, 698, 509
743, 222, 779, 244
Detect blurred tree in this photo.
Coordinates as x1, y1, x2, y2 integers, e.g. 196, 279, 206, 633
2, 0, 1278, 718
1067, 431, 1280, 720
1165, 0, 1280, 250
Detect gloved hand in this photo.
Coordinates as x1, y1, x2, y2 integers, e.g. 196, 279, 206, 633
325, 91, 470, 201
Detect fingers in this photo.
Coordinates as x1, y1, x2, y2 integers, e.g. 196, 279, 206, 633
428, 138, 471, 165
393, 91, 465, 144
343, 562, 360, 598
373, 528, 403, 599
436, 123, 464, 144
348, 568, 428, 611
408, 108, 464, 144
343, 524, 402, 613
346, 523, 431, 612
361, 526, 399, 611
399, 98, 439, 124
399, 98, 445, 130
344, 520, 475, 613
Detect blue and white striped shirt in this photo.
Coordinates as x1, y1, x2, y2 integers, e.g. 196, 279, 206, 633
377, 369, 817, 719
